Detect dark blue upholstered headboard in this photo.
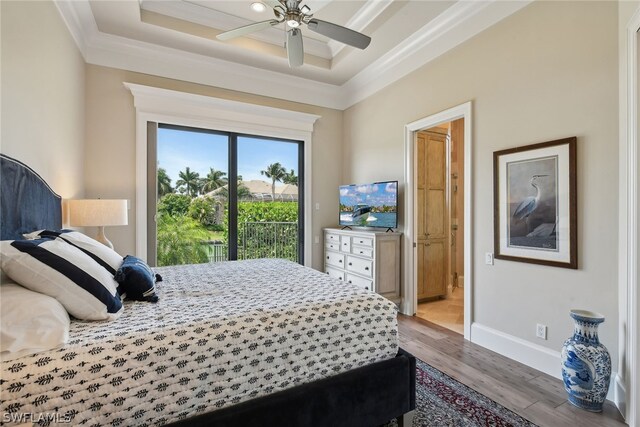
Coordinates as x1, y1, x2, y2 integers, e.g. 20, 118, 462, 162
1, 154, 62, 240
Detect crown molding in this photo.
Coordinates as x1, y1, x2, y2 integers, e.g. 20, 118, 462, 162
325, 0, 393, 57
341, 0, 533, 107
87, 29, 346, 109
53, 0, 95, 56
54, 0, 532, 110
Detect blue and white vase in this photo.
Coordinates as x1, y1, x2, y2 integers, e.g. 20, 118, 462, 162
561, 309, 611, 412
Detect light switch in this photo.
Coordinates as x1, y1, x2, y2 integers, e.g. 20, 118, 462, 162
485, 253, 494, 265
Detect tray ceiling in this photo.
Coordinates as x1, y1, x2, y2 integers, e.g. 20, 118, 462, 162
56, 0, 532, 109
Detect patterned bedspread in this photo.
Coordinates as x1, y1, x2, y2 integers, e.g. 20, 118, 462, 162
0, 259, 398, 426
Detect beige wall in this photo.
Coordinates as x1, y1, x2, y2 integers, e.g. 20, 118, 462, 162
1, 0, 85, 200
344, 1, 619, 365
84, 64, 343, 269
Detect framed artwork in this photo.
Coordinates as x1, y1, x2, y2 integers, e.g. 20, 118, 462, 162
493, 137, 577, 269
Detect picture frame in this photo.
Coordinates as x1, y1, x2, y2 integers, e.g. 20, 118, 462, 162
493, 137, 577, 269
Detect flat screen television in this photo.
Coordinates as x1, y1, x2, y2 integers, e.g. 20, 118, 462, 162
339, 181, 398, 229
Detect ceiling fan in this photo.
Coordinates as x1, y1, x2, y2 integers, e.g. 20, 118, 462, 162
216, 0, 372, 68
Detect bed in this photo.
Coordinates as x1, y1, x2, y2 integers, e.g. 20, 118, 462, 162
0, 154, 415, 426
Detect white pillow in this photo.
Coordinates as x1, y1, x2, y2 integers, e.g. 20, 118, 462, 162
24, 229, 123, 274
1, 282, 70, 360
1, 238, 123, 321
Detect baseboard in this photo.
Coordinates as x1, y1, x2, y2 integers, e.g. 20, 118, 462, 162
471, 322, 619, 403
613, 374, 626, 417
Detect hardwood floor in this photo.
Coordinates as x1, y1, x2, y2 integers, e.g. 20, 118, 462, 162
397, 314, 627, 427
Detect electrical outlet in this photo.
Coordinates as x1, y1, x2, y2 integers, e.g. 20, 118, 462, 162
536, 324, 547, 340
315, 203, 320, 210
485, 252, 494, 265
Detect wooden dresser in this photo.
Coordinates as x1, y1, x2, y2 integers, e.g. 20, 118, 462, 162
323, 228, 401, 303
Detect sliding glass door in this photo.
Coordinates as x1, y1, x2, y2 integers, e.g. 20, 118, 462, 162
148, 123, 303, 266
237, 135, 303, 262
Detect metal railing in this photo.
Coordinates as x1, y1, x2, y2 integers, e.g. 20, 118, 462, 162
206, 242, 228, 263
206, 221, 299, 263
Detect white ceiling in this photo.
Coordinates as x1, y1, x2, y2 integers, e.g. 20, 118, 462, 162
55, 0, 532, 109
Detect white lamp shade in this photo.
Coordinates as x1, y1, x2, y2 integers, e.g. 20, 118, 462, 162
68, 199, 128, 227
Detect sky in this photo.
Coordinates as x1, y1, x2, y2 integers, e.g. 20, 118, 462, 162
157, 127, 299, 186
339, 182, 397, 208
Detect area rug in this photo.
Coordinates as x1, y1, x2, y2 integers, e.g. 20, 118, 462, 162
392, 359, 538, 427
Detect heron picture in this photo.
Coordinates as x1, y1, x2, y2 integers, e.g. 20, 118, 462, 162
493, 137, 577, 269
507, 156, 558, 250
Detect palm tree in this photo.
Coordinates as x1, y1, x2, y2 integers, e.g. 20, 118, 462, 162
176, 167, 201, 197
156, 213, 210, 266
260, 162, 286, 201
200, 167, 227, 194
157, 167, 173, 197
282, 169, 298, 186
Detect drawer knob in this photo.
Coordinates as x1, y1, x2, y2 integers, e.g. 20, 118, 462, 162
326, 256, 329, 259
365, 266, 369, 271
343, 243, 347, 245
339, 260, 343, 263
348, 262, 352, 266
348, 280, 352, 284
359, 240, 363, 243
359, 251, 363, 254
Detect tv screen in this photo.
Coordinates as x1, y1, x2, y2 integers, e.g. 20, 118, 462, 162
339, 181, 398, 229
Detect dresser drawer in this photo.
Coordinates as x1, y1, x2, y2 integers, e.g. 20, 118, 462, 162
345, 274, 373, 291
352, 236, 374, 247
340, 235, 351, 253
351, 247, 373, 258
326, 251, 345, 268
325, 232, 340, 244
326, 267, 345, 281
325, 242, 340, 251
346, 256, 373, 277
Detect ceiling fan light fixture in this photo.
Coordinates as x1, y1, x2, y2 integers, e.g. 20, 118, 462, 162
250, 2, 266, 12
217, 1, 371, 68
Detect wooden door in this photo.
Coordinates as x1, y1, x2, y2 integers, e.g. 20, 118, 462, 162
416, 129, 448, 299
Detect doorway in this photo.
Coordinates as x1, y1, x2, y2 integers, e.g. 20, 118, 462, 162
414, 120, 465, 334
403, 101, 472, 339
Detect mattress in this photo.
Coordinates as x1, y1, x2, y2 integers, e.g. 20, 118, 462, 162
0, 259, 398, 426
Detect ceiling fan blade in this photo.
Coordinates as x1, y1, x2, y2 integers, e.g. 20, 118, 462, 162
306, 19, 371, 49
287, 28, 304, 67
217, 20, 280, 41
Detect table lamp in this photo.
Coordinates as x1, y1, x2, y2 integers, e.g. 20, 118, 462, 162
68, 199, 128, 249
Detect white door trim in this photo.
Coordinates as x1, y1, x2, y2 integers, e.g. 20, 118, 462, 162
123, 83, 319, 267
620, 7, 640, 424
402, 101, 473, 340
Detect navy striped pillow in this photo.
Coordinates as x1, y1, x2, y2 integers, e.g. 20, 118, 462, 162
25, 229, 123, 275
0, 238, 123, 321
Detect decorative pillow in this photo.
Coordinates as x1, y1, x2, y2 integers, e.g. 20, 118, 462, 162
1, 238, 123, 321
114, 255, 160, 302
24, 229, 123, 274
1, 282, 70, 360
